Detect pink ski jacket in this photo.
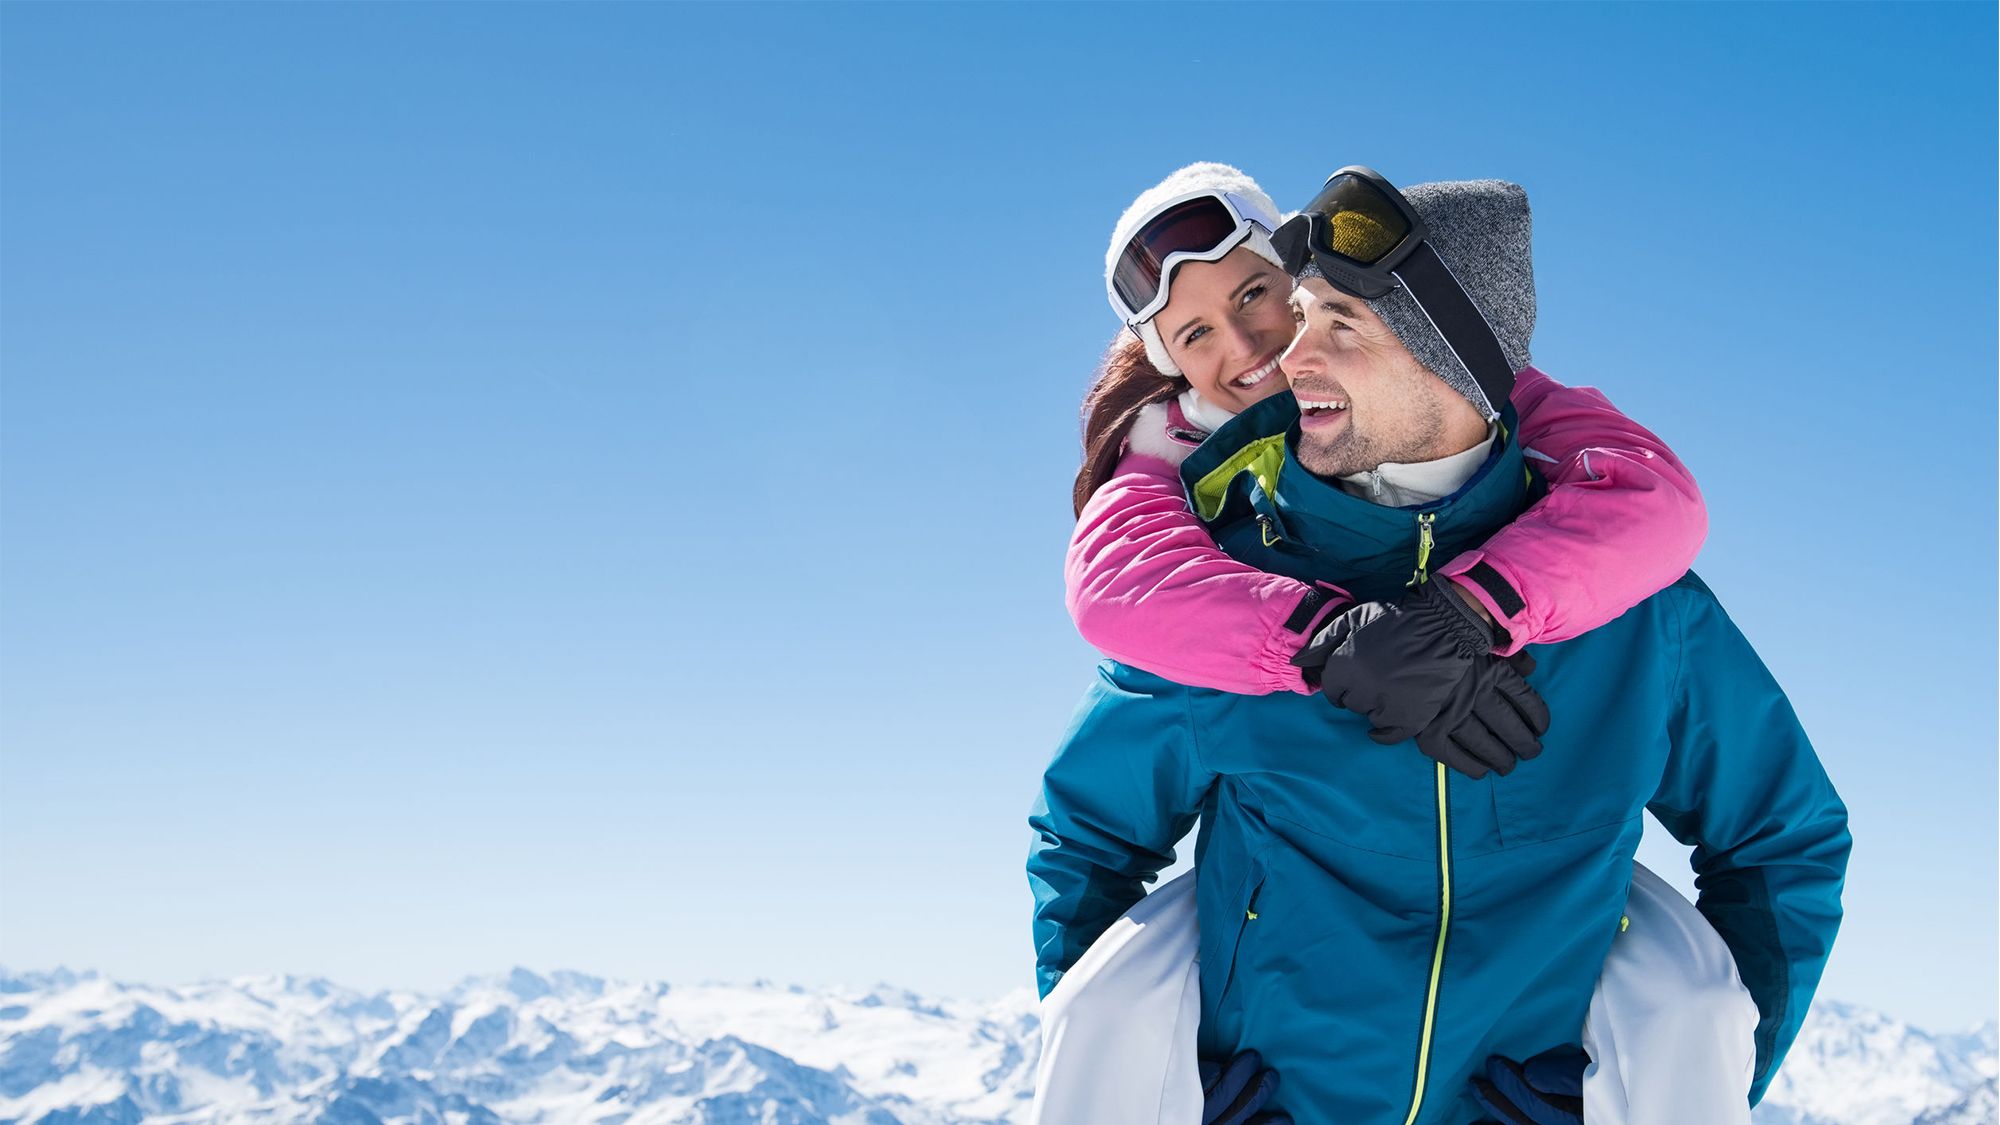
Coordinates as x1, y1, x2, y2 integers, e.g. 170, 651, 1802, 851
1065, 367, 1706, 695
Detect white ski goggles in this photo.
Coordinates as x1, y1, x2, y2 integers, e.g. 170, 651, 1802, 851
1108, 189, 1280, 327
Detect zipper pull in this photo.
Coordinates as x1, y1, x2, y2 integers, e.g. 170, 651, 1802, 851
1257, 513, 1281, 547
1407, 512, 1437, 587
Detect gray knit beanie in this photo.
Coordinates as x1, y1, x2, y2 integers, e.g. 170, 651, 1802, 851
1300, 179, 1534, 418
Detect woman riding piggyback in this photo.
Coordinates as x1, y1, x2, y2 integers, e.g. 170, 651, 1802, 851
1071, 162, 1707, 770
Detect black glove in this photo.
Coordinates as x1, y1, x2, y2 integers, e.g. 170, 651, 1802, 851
1412, 649, 1550, 780
1292, 578, 1550, 778
1198, 1050, 1292, 1125
1470, 1049, 1586, 1125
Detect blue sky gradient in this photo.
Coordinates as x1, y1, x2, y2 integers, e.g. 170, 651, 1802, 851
3, 3, 1994, 1030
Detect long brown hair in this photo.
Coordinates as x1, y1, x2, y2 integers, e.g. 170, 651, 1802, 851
1073, 331, 1187, 516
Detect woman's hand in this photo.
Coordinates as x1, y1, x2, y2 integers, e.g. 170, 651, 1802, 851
1471, 1049, 1587, 1125
1198, 1050, 1293, 1125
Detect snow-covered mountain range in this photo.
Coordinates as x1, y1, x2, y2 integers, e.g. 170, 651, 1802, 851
0, 968, 1988, 1125
1759, 1001, 1996, 1125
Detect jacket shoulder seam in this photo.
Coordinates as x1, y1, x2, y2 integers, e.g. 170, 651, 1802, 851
1181, 682, 1208, 776
1666, 582, 1694, 706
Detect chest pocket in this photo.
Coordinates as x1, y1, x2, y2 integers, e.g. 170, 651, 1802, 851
1488, 642, 1673, 847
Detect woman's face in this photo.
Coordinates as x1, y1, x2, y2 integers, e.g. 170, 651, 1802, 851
1155, 246, 1298, 414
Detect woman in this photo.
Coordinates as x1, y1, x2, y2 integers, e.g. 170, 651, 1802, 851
1033, 163, 1758, 1125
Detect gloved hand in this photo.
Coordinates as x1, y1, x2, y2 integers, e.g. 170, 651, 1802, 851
1198, 1050, 1293, 1125
1413, 649, 1549, 779
1470, 1048, 1587, 1125
1292, 577, 1550, 779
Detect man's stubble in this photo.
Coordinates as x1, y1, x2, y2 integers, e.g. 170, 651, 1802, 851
1293, 360, 1456, 479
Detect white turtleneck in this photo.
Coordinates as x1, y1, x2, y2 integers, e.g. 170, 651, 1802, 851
1335, 423, 1500, 508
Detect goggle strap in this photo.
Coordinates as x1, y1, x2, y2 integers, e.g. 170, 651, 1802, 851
1221, 191, 1278, 233
1392, 241, 1515, 414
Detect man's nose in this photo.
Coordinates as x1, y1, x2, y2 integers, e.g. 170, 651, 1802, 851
1281, 324, 1319, 378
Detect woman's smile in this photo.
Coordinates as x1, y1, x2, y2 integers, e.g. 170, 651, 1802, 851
1231, 353, 1283, 392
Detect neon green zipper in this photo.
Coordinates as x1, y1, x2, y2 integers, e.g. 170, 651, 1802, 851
1403, 507, 1449, 1125
1407, 512, 1437, 587
1402, 761, 1453, 1125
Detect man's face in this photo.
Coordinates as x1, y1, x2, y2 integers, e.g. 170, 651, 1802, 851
1282, 276, 1485, 478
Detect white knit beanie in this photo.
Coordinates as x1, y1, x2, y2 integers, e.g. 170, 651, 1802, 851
1104, 163, 1285, 378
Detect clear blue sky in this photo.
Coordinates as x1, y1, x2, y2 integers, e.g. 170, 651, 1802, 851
3, 3, 1993, 1031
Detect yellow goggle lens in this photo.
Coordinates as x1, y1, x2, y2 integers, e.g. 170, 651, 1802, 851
1329, 210, 1399, 263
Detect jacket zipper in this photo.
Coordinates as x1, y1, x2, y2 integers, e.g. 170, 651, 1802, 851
1406, 512, 1437, 587
1218, 878, 1266, 1006
1402, 761, 1453, 1125
1402, 507, 1450, 1125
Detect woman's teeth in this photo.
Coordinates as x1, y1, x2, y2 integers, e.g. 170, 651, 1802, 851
1231, 356, 1281, 389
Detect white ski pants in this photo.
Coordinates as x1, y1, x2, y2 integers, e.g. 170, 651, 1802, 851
1030, 861, 1756, 1125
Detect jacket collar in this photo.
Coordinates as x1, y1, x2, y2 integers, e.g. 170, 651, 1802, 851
1337, 423, 1497, 508
1179, 391, 1530, 601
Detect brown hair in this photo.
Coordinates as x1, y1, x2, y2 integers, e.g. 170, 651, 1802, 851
1073, 331, 1187, 516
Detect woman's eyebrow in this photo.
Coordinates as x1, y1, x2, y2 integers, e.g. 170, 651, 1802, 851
1176, 272, 1282, 341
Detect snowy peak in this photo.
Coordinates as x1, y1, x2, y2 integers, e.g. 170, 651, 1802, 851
0, 969, 1036, 1124
1756, 1001, 1999, 1125
0, 969, 1988, 1124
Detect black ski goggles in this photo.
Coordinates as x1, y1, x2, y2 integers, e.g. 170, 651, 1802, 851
1108, 189, 1279, 326
1272, 166, 1515, 412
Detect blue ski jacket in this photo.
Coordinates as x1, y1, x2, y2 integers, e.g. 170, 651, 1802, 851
1028, 393, 1849, 1125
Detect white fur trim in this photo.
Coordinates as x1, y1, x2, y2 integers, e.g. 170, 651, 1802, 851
1124, 401, 1195, 468
1176, 388, 1238, 435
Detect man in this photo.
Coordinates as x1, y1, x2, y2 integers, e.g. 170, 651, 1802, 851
1027, 172, 1849, 1125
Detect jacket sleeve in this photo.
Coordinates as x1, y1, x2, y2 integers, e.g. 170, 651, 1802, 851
1027, 662, 1216, 998
1437, 367, 1709, 655
1066, 447, 1346, 696
1648, 585, 1851, 1104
